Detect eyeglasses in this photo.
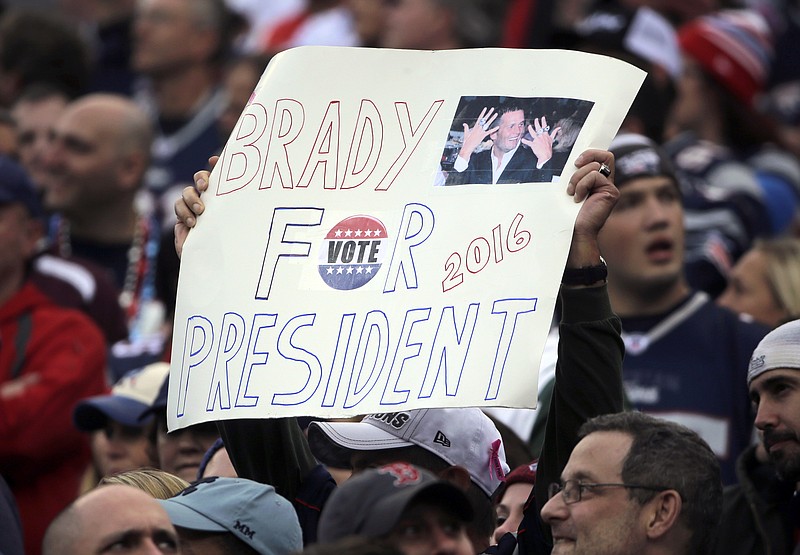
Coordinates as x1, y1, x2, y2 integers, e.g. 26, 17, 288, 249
548, 480, 669, 504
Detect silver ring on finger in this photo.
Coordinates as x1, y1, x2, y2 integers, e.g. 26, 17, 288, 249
599, 162, 612, 178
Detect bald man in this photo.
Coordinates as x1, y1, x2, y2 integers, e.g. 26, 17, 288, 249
43, 93, 177, 370
42, 484, 180, 554
44, 93, 153, 288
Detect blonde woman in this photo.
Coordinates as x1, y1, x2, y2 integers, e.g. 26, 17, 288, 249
99, 468, 189, 500
718, 237, 800, 328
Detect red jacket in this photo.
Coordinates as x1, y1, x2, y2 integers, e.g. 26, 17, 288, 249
0, 282, 107, 555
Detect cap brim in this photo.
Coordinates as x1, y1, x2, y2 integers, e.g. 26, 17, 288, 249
308, 421, 414, 468
158, 499, 228, 533
363, 481, 473, 538
74, 396, 152, 431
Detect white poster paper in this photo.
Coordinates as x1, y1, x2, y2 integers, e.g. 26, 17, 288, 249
168, 47, 644, 430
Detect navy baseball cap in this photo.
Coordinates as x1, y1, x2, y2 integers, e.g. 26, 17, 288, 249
0, 155, 43, 219
74, 363, 170, 431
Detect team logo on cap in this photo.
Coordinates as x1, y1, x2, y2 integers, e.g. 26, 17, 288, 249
318, 215, 387, 290
379, 462, 422, 486
749, 354, 766, 371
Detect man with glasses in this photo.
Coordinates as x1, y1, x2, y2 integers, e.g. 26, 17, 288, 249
541, 411, 722, 555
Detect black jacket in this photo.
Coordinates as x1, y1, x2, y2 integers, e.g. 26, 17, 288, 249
713, 444, 798, 555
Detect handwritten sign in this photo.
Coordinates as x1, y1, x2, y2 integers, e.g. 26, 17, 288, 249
168, 47, 644, 430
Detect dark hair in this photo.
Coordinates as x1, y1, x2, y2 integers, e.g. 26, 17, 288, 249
13, 81, 70, 106
176, 527, 259, 555
298, 536, 403, 555
495, 101, 526, 118
188, 0, 247, 66
578, 412, 722, 555
0, 9, 89, 102
696, 69, 782, 152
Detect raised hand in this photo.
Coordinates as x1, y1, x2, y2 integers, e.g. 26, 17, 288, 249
521, 116, 561, 168
174, 156, 217, 258
565, 149, 618, 269
458, 106, 499, 160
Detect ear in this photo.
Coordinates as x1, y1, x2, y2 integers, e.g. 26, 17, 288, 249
644, 490, 682, 541
438, 465, 471, 491
117, 148, 149, 192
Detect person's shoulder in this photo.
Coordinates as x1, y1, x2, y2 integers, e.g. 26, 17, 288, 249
697, 299, 769, 345
27, 285, 106, 343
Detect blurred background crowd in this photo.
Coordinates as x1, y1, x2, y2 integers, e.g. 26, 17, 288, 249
0, 0, 799, 553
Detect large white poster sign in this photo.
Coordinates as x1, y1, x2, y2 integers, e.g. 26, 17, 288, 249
169, 47, 644, 430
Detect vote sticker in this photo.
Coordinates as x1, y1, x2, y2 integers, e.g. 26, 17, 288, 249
319, 215, 387, 290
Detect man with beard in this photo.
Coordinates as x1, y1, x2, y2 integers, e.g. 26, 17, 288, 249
714, 320, 800, 555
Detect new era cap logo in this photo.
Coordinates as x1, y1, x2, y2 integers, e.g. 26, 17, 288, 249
433, 431, 450, 447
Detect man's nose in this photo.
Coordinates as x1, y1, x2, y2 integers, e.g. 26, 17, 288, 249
540, 491, 567, 525
754, 397, 779, 431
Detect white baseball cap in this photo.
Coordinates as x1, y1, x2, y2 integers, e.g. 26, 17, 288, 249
308, 408, 509, 496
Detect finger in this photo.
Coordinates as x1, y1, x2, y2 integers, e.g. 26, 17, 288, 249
181, 185, 204, 218
174, 222, 187, 259
541, 116, 548, 129
568, 160, 614, 201
569, 168, 605, 202
486, 112, 498, 126
193, 170, 211, 193
175, 198, 196, 228
208, 155, 220, 170
551, 127, 562, 141
533, 117, 542, 133
575, 149, 614, 173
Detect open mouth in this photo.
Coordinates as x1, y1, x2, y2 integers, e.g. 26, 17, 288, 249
646, 238, 673, 262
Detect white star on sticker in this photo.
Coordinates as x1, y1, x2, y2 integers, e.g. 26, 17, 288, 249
334, 229, 342, 237
364, 229, 373, 237
326, 267, 334, 274
356, 266, 363, 274
336, 267, 344, 274
346, 267, 354, 274
344, 229, 353, 237
365, 266, 373, 274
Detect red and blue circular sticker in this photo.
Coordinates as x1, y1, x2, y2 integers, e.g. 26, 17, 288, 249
318, 215, 387, 290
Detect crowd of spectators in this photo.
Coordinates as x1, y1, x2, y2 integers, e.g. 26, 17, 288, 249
0, 0, 798, 554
